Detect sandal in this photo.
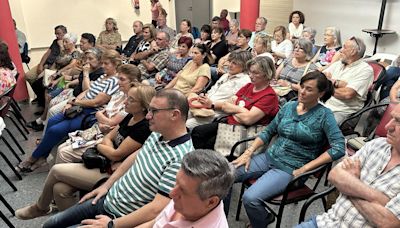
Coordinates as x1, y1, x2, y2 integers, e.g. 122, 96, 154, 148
15, 159, 36, 173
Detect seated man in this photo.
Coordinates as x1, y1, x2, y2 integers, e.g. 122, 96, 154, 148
248, 17, 268, 48
113, 149, 234, 227
297, 103, 400, 228
323, 36, 373, 124
23, 89, 193, 228
122, 20, 144, 58
156, 9, 176, 43
138, 31, 170, 85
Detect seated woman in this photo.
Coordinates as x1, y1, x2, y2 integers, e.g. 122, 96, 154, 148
252, 33, 274, 64
191, 56, 279, 150
15, 85, 154, 218
209, 27, 229, 64
226, 19, 240, 51
154, 36, 192, 86
170, 19, 194, 53
288, 10, 305, 40
0, 42, 17, 95
301, 27, 319, 56
128, 23, 157, 65
16, 50, 122, 172
312, 26, 342, 70
271, 26, 293, 65
275, 38, 317, 101
56, 64, 142, 164
194, 24, 211, 45
28, 47, 102, 131
97, 18, 122, 51
228, 71, 345, 228
165, 43, 211, 96
186, 50, 253, 128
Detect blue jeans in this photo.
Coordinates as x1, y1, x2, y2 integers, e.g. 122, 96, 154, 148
235, 153, 293, 228
31, 108, 96, 159
43, 196, 112, 228
295, 216, 318, 228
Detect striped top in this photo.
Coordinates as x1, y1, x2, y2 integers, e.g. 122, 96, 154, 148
104, 132, 193, 217
85, 74, 119, 100
317, 137, 400, 227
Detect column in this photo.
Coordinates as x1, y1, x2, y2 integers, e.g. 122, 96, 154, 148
240, 0, 260, 31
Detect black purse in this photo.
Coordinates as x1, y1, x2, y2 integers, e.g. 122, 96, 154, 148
64, 105, 83, 119
81, 147, 111, 173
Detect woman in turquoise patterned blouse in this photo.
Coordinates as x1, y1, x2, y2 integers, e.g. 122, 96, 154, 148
230, 71, 345, 228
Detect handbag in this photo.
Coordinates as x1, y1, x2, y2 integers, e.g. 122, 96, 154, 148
187, 93, 215, 118
214, 123, 264, 157
64, 105, 83, 119
81, 147, 110, 173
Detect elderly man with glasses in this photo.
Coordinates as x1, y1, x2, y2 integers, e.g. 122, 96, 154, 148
323, 36, 374, 124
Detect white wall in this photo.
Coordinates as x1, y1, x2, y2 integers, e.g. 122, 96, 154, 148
212, 0, 240, 21
294, 0, 400, 56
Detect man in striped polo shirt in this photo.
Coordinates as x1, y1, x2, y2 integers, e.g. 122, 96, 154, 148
42, 89, 194, 228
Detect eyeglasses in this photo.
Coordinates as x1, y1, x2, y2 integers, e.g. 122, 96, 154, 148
147, 107, 175, 115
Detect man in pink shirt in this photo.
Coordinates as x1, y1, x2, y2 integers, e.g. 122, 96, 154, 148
137, 149, 235, 228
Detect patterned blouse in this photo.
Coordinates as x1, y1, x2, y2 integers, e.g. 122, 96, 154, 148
97, 31, 122, 48
158, 55, 191, 84
0, 67, 17, 95
279, 57, 317, 83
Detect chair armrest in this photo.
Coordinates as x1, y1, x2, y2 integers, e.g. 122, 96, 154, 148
299, 186, 336, 223
226, 136, 257, 161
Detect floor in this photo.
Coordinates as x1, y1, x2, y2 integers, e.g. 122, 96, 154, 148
0, 101, 328, 228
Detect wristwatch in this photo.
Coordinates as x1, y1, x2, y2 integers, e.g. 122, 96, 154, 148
107, 219, 114, 228
210, 103, 215, 110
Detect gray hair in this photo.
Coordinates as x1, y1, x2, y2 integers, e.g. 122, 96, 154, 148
181, 149, 235, 200
63, 33, 78, 44
302, 27, 316, 44
84, 47, 102, 60
158, 31, 170, 42
228, 50, 253, 71
155, 89, 189, 120
257, 17, 268, 25
230, 19, 240, 28
254, 33, 272, 53
350, 36, 366, 59
325, 26, 342, 48
246, 56, 276, 81
294, 38, 314, 61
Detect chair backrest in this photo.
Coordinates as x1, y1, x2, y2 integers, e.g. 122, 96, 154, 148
367, 61, 386, 92
366, 53, 398, 67
375, 103, 395, 137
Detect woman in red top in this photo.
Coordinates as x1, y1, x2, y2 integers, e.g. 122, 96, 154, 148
191, 56, 279, 149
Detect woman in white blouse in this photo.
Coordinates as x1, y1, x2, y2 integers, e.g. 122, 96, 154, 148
271, 26, 293, 66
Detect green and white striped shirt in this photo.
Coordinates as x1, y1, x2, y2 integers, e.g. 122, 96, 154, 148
104, 132, 193, 217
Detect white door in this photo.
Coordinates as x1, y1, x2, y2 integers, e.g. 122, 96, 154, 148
175, 0, 211, 32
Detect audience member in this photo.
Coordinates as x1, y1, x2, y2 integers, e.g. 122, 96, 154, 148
209, 27, 229, 64
186, 50, 252, 128
252, 33, 274, 63
97, 18, 122, 51
219, 9, 230, 33
137, 149, 234, 228
55, 64, 142, 164
191, 56, 279, 149
248, 17, 268, 48
0, 42, 17, 95
38, 89, 193, 228
211, 16, 221, 30
137, 31, 170, 84
288, 10, 305, 40
129, 23, 157, 65
170, 19, 194, 52
226, 19, 240, 50
165, 43, 211, 95
229, 71, 345, 228
156, 9, 176, 42
275, 38, 317, 101
16, 50, 121, 173
271, 25, 293, 65
312, 26, 342, 70
301, 27, 318, 55
155, 36, 192, 86
13, 19, 26, 55
25, 25, 67, 108
195, 24, 212, 45
323, 36, 373, 124
122, 21, 144, 58
296, 103, 400, 228
15, 85, 154, 217
150, 0, 162, 27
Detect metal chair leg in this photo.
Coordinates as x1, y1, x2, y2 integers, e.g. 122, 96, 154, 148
235, 183, 246, 221
8, 111, 29, 134
4, 128, 25, 155
0, 210, 15, 228
0, 194, 15, 216
1, 137, 22, 162
11, 98, 22, 111
0, 152, 22, 180
0, 170, 17, 191
5, 114, 28, 140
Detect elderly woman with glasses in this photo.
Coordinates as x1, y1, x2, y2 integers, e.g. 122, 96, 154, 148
275, 38, 318, 101
312, 26, 342, 71
191, 56, 279, 150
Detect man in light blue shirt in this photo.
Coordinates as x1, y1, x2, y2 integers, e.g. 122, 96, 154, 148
248, 17, 268, 48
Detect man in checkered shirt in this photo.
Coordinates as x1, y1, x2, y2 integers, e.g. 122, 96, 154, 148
297, 103, 400, 227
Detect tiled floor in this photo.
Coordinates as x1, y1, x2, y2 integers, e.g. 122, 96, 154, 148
0, 101, 328, 228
